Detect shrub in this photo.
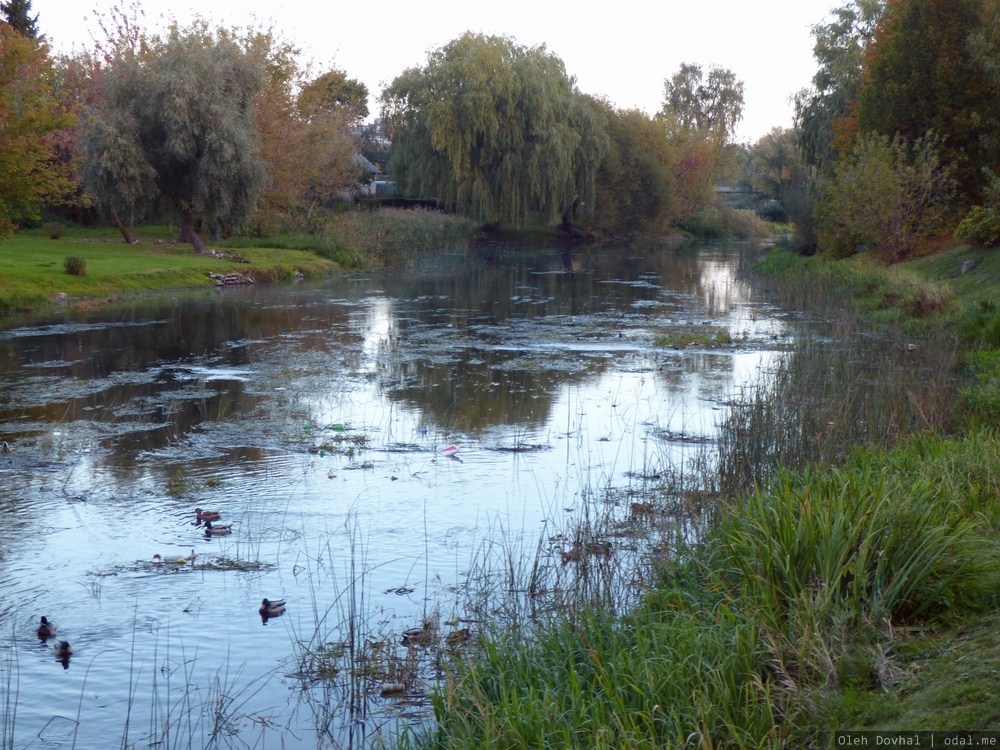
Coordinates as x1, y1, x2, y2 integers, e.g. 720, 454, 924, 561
63, 255, 86, 276
815, 132, 956, 261
954, 169, 1000, 247
43, 221, 65, 239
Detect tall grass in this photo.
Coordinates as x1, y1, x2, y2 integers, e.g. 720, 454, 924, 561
315, 208, 479, 269
403, 427, 1000, 749
716, 323, 961, 498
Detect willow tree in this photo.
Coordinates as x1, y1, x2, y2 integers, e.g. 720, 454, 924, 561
381, 32, 607, 228
77, 21, 267, 252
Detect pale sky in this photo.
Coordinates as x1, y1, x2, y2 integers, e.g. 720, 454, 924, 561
32, 0, 839, 144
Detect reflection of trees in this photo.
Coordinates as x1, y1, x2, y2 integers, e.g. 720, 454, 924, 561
0, 240, 765, 480
0, 291, 366, 483
363, 241, 761, 434
380, 347, 594, 433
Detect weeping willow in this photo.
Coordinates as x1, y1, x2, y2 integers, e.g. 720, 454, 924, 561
381, 32, 608, 228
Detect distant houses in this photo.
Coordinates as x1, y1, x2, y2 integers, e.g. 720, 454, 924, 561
351, 118, 394, 198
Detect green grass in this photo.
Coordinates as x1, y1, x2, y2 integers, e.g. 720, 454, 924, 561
407, 428, 1000, 749
0, 225, 339, 315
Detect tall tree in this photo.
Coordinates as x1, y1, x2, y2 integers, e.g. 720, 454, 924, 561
856, 0, 1000, 201
381, 32, 607, 228
747, 127, 818, 248
660, 62, 745, 142
592, 104, 675, 235
968, 0, 1000, 86
77, 21, 268, 251
297, 68, 369, 123
1, 0, 38, 38
0, 23, 75, 235
249, 34, 360, 231
793, 0, 885, 169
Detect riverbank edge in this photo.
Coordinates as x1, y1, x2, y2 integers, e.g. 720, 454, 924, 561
393, 240, 1000, 748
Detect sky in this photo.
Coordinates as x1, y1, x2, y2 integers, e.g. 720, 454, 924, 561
31, 0, 841, 144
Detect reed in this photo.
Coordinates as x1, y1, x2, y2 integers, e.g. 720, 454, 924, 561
717, 301, 961, 498
315, 208, 478, 269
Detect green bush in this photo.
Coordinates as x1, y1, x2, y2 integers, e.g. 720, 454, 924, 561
63, 255, 86, 276
43, 221, 65, 239
955, 205, 1000, 247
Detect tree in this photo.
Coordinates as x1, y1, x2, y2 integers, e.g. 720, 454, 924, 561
77, 21, 268, 251
856, 0, 1000, 202
1, 0, 38, 38
793, 0, 885, 169
237, 30, 359, 232
381, 32, 607, 228
968, 0, 1000, 87
660, 62, 745, 142
0, 23, 75, 235
815, 131, 955, 260
746, 127, 818, 249
297, 68, 369, 123
591, 104, 675, 235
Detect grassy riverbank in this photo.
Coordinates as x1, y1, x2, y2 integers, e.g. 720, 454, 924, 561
0, 225, 339, 315
397, 241, 1000, 748
0, 208, 480, 317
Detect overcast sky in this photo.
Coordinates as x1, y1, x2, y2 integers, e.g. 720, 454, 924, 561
32, 0, 841, 143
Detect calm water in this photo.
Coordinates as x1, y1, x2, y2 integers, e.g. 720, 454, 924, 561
0, 239, 790, 749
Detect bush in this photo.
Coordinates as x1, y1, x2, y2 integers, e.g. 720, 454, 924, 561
63, 255, 86, 276
43, 222, 65, 239
954, 170, 1000, 247
815, 132, 956, 261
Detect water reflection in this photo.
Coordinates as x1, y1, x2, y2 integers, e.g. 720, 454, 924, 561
0, 239, 787, 749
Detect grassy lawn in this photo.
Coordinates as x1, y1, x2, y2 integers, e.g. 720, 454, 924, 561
0, 225, 339, 314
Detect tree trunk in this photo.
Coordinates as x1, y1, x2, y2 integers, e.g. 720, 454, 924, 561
111, 208, 137, 245
178, 209, 209, 254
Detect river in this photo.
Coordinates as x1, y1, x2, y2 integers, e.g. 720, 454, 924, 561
0, 239, 790, 749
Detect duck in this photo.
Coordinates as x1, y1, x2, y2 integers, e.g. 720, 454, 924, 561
401, 626, 434, 646
154, 549, 196, 564
444, 628, 471, 647
259, 598, 286, 617
37, 616, 57, 638
194, 508, 221, 522
203, 521, 232, 536
53, 640, 73, 657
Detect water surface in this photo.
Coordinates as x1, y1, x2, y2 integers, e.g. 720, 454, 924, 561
0, 239, 789, 748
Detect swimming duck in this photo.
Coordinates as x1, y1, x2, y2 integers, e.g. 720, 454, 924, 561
37, 616, 57, 638
195, 508, 221, 522
259, 598, 286, 617
444, 628, 471, 646
203, 521, 232, 536
154, 549, 196, 564
53, 640, 72, 656
401, 626, 434, 646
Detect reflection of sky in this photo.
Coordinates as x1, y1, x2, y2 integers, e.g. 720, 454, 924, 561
0, 240, 791, 749
359, 295, 394, 371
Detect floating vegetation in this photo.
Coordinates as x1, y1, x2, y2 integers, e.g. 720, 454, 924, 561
165, 470, 195, 496
654, 326, 735, 349
489, 442, 551, 453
